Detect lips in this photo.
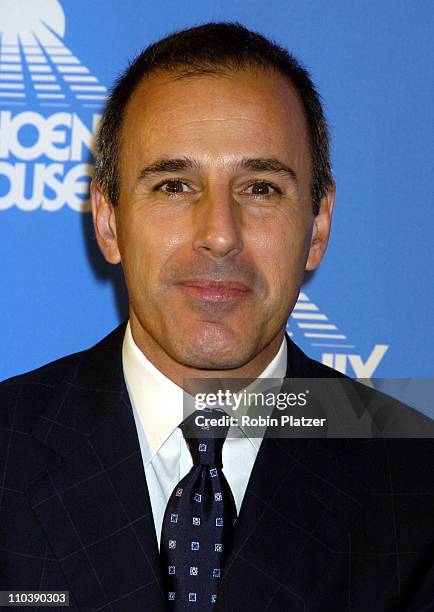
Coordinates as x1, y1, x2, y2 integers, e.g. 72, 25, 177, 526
177, 279, 251, 302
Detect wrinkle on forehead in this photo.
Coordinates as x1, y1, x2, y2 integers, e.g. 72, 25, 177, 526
125, 66, 307, 134
120, 67, 312, 192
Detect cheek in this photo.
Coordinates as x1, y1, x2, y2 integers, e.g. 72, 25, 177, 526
118, 211, 186, 288
246, 213, 311, 288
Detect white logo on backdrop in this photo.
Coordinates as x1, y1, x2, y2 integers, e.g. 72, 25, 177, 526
0, 0, 105, 211
287, 292, 389, 375
0, 0, 106, 108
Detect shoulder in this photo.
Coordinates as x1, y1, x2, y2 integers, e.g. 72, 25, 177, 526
285, 335, 434, 436
2, 351, 84, 388
0, 322, 126, 431
0, 350, 85, 437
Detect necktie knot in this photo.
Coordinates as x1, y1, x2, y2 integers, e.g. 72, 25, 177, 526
180, 409, 229, 468
185, 436, 225, 468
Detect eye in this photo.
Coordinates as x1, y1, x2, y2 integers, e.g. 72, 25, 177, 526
243, 181, 280, 196
155, 179, 193, 193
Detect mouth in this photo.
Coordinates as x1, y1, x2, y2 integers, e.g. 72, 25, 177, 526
177, 279, 252, 303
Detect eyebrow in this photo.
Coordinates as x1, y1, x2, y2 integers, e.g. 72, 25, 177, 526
138, 158, 198, 181
137, 156, 298, 184
239, 158, 298, 184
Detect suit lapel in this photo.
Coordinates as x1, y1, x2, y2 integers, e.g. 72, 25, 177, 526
217, 437, 362, 610
27, 323, 166, 611
216, 336, 361, 610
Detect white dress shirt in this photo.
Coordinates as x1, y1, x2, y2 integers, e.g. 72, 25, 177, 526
122, 321, 287, 547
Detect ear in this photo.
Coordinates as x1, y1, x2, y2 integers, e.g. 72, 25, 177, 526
90, 181, 121, 264
305, 182, 336, 271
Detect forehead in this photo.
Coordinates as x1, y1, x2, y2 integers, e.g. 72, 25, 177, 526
120, 66, 310, 175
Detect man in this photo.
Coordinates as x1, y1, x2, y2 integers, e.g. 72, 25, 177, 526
1, 23, 433, 611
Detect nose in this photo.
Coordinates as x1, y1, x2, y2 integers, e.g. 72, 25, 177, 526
192, 188, 243, 258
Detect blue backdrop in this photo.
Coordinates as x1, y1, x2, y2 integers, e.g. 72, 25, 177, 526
1, 1, 433, 387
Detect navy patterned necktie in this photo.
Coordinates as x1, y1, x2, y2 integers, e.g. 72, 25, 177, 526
160, 410, 237, 609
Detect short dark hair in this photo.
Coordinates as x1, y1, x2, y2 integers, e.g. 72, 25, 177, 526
94, 22, 332, 215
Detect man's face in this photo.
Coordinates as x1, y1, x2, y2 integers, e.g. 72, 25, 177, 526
93, 67, 334, 372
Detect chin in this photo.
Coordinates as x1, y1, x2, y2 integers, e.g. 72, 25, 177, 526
172, 329, 252, 371
178, 353, 248, 371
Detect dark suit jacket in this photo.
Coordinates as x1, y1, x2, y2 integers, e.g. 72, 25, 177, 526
1, 323, 433, 611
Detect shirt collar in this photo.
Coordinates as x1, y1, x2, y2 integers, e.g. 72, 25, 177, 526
122, 320, 287, 461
